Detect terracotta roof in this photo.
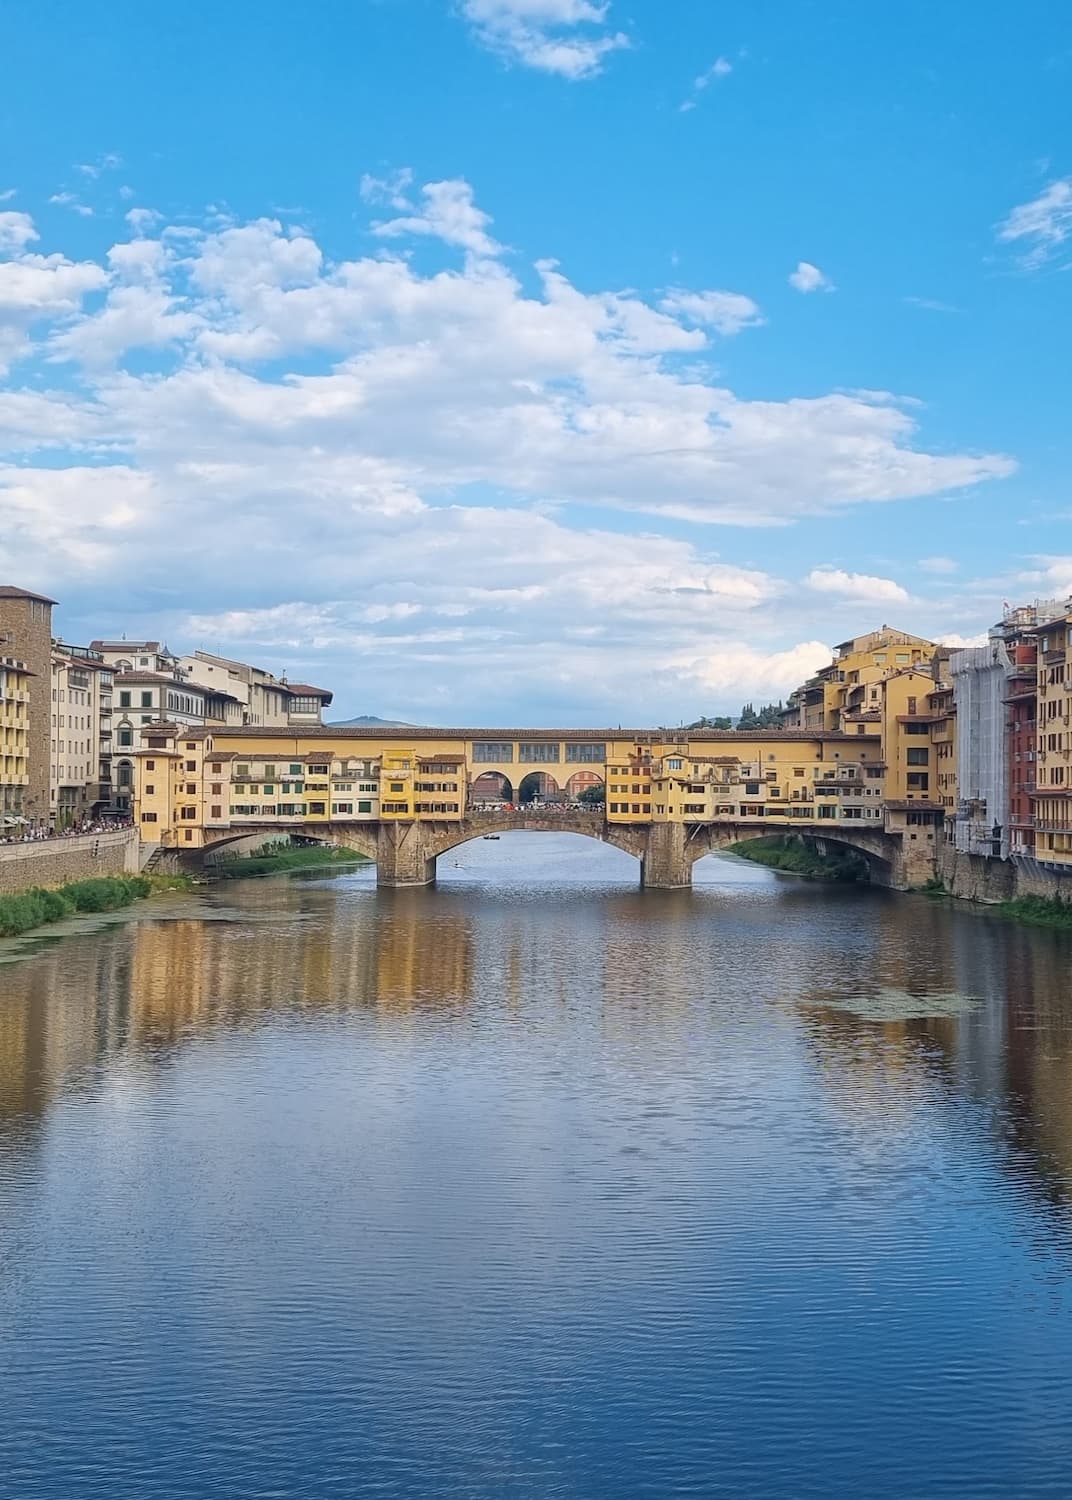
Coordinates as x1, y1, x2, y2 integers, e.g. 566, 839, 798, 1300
197, 725, 882, 743
284, 683, 334, 701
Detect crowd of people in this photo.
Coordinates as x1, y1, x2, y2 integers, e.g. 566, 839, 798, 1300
1, 816, 134, 846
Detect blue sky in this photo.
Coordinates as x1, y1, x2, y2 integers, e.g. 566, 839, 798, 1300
1, 0, 1069, 723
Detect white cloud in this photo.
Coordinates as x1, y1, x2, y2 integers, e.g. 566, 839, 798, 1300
0, 179, 1020, 719
372, 178, 502, 258
460, 0, 629, 79
49, 192, 94, 217
936, 631, 988, 649
359, 168, 414, 209
0, 211, 38, 252
806, 567, 909, 604
1015, 555, 1072, 597
997, 177, 1072, 267
918, 556, 958, 575
680, 55, 733, 111
789, 261, 834, 294
0, 189, 16, 203
659, 288, 764, 336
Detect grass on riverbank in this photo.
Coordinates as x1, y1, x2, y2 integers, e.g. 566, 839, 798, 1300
994, 893, 1072, 931
0, 874, 152, 939
729, 835, 869, 883
213, 843, 369, 880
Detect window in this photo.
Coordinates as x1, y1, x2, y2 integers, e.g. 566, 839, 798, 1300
211, 806, 222, 820
308, 801, 326, 815
565, 743, 606, 763
237, 763, 250, 777
119, 691, 131, 707
146, 759, 156, 771
289, 695, 320, 714
667, 758, 682, 770
794, 768, 805, 777
145, 784, 155, 795
289, 763, 302, 775
358, 800, 372, 813
906, 697, 917, 715
906, 748, 929, 766
180, 807, 197, 820
263, 764, 276, 778
186, 783, 196, 794
390, 781, 404, 792
184, 830, 193, 842
141, 811, 157, 823
473, 742, 513, 762
745, 781, 760, 796
905, 722, 929, 736
263, 785, 274, 795
185, 760, 196, 771
906, 773, 930, 791
211, 783, 221, 795
519, 742, 560, 763
140, 691, 153, 708
118, 728, 133, 747
308, 763, 328, 775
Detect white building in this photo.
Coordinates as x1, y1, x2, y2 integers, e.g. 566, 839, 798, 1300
49, 644, 114, 826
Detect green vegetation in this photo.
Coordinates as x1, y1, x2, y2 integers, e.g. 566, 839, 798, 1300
213, 842, 369, 879
994, 893, 1072, 931
147, 871, 195, 893
918, 875, 948, 896
729, 835, 869, 883
685, 702, 784, 732
0, 874, 152, 939
577, 784, 605, 807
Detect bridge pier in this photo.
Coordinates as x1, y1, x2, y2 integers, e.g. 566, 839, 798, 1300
377, 822, 436, 887
640, 822, 692, 890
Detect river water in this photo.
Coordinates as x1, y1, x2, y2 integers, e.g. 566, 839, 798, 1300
1, 833, 1071, 1497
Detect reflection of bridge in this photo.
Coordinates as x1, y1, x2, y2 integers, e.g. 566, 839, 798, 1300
203, 810, 908, 889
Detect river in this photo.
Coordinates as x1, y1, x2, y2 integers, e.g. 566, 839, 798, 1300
1, 833, 1071, 1497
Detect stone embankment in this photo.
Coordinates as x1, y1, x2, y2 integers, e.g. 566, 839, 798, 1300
0, 830, 140, 895
936, 845, 1072, 905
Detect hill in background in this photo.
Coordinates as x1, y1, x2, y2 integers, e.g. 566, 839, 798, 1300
329, 714, 418, 728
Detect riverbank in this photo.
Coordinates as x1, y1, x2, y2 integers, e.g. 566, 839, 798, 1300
0, 874, 154, 939
987, 893, 1072, 931
729, 835, 868, 883
213, 845, 370, 880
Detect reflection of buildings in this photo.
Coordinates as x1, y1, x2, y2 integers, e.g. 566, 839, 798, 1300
0, 890, 475, 1141
798, 897, 1072, 1222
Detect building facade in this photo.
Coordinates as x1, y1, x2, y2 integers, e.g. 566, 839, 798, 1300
49, 644, 114, 826
0, 653, 32, 830
0, 586, 56, 830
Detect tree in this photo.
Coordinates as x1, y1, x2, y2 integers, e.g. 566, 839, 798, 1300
737, 701, 784, 730
684, 715, 733, 730
577, 784, 605, 807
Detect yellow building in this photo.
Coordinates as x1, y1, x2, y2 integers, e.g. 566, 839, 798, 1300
133, 725, 895, 850
784, 627, 938, 732
0, 653, 33, 829
1034, 609, 1072, 866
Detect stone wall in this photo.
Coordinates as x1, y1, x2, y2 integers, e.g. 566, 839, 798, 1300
937, 842, 1072, 904
0, 829, 140, 895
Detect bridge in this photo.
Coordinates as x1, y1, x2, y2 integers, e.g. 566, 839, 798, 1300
201, 810, 910, 889
137, 723, 940, 890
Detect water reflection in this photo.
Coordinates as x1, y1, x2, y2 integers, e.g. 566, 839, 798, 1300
1, 838, 1072, 1496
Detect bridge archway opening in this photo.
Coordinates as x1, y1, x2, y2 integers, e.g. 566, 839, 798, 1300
470, 772, 514, 806
518, 771, 560, 805
707, 832, 882, 885
565, 770, 604, 801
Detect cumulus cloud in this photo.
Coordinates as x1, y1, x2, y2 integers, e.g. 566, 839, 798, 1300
371, 178, 502, 258
459, 0, 629, 79
997, 177, 1072, 267
0, 178, 1018, 719
789, 260, 834, 294
659, 288, 764, 336
806, 567, 909, 604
